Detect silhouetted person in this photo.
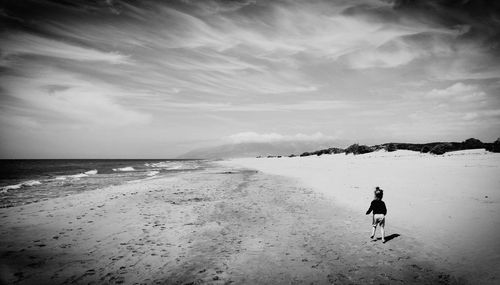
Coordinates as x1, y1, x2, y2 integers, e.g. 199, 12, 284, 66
366, 186, 387, 242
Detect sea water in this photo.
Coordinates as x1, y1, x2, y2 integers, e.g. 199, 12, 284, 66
0, 159, 205, 208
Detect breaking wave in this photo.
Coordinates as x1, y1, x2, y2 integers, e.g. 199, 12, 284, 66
1, 180, 42, 193
147, 171, 159, 177
56, 169, 98, 181
84, 170, 98, 175
144, 161, 200, 170
113, 167, 135, 172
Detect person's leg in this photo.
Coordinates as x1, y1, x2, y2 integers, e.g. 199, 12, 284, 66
380, 216, 386, 242
371, 225, 376, 239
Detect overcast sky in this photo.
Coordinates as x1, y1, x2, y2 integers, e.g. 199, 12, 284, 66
1, 0, 500, 158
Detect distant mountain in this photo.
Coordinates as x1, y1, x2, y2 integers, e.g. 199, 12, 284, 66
177, 140, 347, 159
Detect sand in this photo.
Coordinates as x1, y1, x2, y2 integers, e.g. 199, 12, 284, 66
0, 155, 494, 284
222, 149, 500, 284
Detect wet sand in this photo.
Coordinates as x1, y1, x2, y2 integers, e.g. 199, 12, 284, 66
1, 164, 467, 284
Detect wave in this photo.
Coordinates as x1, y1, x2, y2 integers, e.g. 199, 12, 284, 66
145, 161, 200, 170
146, 170, 159, 177
145, 162, 171, 168
166, 163, 183, 170
1, 180, 42, 193
69, 173, 89, 179
24, 180, 42, 186
113, 166, 135, 172
1, 184, 22, 192
57, 169, 98, 181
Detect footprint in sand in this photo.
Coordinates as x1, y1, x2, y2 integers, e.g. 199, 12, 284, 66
84, 269, 96, 276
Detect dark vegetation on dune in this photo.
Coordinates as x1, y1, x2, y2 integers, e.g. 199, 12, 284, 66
259, 138, 500, 158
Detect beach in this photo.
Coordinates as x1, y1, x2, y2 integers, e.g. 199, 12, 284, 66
2, 0, 500, 283
1, 151, 498, 284
222, 149, 500, 284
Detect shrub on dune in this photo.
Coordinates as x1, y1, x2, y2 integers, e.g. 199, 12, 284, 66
485, 138, 500, 153
345, 144, 374, 155
420, 145, 431, 153
386, 143, 397, 152
329, 148, 345, 154
461, 138, 484, 150
430, 143, 454, 155
345, 144, 359, 155
358, 145, 374, 154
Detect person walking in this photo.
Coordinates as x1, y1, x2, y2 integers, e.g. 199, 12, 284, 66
366, 187, 387, 243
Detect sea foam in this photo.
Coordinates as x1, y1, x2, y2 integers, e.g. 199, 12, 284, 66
146, 170, 159, 177
113, 167, 135, 172
58, 169, 98, 180
145, 162, 171, 168
145, 161, 199, 170
1, 180, 42, 193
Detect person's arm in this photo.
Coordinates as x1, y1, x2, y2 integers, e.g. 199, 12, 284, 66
382, 201, 387, 215
366, 201, 373, 215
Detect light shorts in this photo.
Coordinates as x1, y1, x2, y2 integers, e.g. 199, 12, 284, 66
372, 214, 385, 227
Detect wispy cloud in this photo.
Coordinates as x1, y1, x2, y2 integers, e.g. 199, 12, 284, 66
155, 100, 352, 112
1, 33, 130, 64
427, 83, 486, 103
1, 67, 151, 128
211, 1, 429, 62
1, 0, 500, 157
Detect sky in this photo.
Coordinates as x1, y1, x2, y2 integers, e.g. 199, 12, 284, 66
1, 0, 500, 158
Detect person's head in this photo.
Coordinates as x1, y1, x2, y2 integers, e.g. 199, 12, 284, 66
374, 186, 383, 200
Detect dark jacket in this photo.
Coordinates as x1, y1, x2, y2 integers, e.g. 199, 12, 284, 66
366, 200, 387, 215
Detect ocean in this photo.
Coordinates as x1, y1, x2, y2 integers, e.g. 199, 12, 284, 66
0, 159, 206, 208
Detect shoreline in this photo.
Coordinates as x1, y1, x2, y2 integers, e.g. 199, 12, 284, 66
0, 162, 474, 284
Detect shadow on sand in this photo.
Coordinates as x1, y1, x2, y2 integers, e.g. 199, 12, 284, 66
384, 233, 400, 243
372, 234, 401, 243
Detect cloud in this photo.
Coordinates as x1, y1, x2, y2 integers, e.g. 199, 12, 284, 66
428, 83, 476, 98
341, 20, 469, 69
343, 40, 419, 69
1, 0, 500, 157
158, 48, 264, 72
156, 100, 352, 112
427, 83, 486, 102
425, 50, 500, 81
220, 1, 427, 61
227, 131, 336, 144
463, 112, 478, 121
183, 0, 257, 15
391, 0, 500, 42
1, 33, 130, 64
463, 109, 500, 121
0, 67, 151, 128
